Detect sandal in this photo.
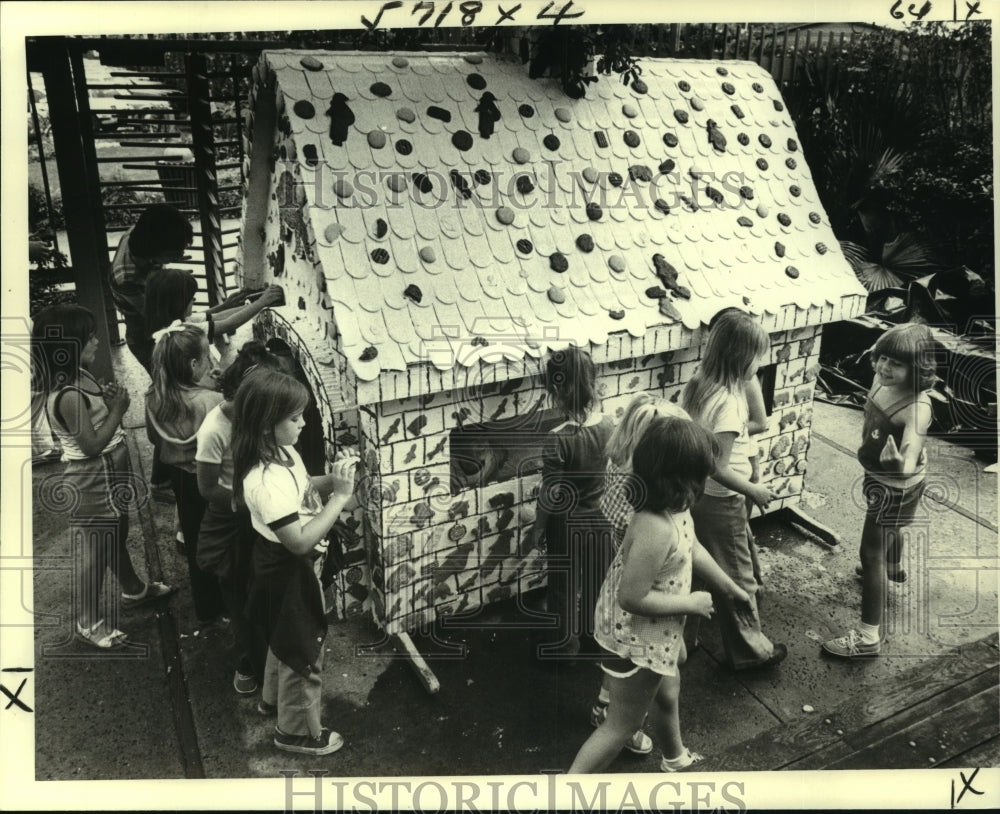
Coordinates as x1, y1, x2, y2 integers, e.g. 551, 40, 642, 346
121, 581, 175, 610
76, 619, 128, 649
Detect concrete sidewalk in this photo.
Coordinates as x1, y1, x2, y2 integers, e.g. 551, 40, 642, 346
31, 343, 999, 779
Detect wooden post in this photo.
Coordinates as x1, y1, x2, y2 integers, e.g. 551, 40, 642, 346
792, 28, 801, 85
777, 24, 789, 86
68, 41, 120, 344
35, 36, 114, 382
185, 52, 226, 307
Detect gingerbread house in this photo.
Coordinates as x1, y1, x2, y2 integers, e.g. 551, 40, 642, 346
236, 50, 867, 673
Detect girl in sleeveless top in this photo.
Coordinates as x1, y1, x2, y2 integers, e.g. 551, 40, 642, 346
568, 415, 754, 773
823, 322, 937, 658
33, 305, 173, 649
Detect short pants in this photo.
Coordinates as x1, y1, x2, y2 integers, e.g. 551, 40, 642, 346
862, 474, 926, 528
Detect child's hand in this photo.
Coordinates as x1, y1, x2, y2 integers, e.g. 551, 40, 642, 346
747, 482, 776, 512
729, 586, 757, 627
260, 284, 284, 307
104, 382, 130, 413
329, 452, 358, 498
879, 435, 904, 471
687, 590, 715, 619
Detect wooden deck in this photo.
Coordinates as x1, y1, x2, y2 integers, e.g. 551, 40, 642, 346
700, 633, 999, 771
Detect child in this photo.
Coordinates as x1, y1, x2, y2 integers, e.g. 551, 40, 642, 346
145, 267, 284, 346
145, 323, 227, 626
196, 341, 281, 694
569, 415, 755, 773
109, 204, 193, 372
32, 305, 173, 649
682, 310, 786, 671
590, 393, 690, 757
823, 322, 936, 658
232, 371, 358, 756
530, 347, 615, 658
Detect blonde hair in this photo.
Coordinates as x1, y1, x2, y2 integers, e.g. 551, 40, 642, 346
682, 310, 770, 420
605, 393, 689, 469
146, 324, 209, 426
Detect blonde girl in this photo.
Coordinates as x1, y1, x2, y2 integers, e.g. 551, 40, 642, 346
33, 305, 173, 649
569, 415, 753, 773
682, 310, 786, 671
145, 323, 226, 626
232, 372, 358, 756
530, 347, 615, 658
823, 322, 936, 658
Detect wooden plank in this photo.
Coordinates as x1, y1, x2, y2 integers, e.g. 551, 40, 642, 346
790, 669, 999, 770
936, 737, 1000, 768
824, 681, 999, 770
698, 635, 999, 772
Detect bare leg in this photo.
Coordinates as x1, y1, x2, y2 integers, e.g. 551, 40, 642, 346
650, 673, 683, 759
76, 528, 105, 628
108, 515, 144, 596
859, 516, 887, 627
569, 669, 661, 774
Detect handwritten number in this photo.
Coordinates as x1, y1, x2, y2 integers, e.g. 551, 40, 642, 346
459, 1, 482, 25
436, 1, 454, 27
360, 0, 404, 30
537, 1, 585, 24
909, 1, 932, 19
496, 3, 521, 23
890, 0, 905, 18
412, 1, 435, 25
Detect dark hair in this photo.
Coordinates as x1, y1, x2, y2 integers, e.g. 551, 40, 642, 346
231, 371, 310, 504
129, 204, 193, 260
629, 416, 719, 514
145, 268, 199, 333
871, 322, 939, 392
218, 340, 281, 400
544, 346, 597, 422
31, 304, 97, 391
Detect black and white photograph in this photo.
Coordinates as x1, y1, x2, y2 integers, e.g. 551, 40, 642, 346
1, 0, 997, 809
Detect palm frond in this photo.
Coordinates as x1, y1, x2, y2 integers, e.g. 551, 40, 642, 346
880, 232, 937, 273
857, 262, 904, 292
839, 240, 870, 271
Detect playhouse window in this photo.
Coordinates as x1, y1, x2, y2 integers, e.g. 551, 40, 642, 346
757, 364, 777, 415
449, 408, 564, 495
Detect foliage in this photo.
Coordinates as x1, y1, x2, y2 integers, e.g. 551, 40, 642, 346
29, 182, 64, 233
526, 26, 643, 98
780, 21, 994, 293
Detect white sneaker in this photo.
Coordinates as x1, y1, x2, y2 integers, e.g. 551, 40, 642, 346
660, 748, 705, 772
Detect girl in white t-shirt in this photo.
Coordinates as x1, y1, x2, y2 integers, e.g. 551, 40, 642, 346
232, 371, 358, 757
196, 341, 282, 695
681, 310, 785, 672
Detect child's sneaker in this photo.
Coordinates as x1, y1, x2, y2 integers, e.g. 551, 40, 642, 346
233, 669, 259, 695
660, 748, 704, 772
821, 629, 882, 658
589, 702, 653, 755
256, 699, 277, 716
274, 727, 343, 756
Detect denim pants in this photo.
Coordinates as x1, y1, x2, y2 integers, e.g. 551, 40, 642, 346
690, 492, 775, 669
262, 645, 325, 738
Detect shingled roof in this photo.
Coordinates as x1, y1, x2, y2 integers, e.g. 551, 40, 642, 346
260, 50, 866, 382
